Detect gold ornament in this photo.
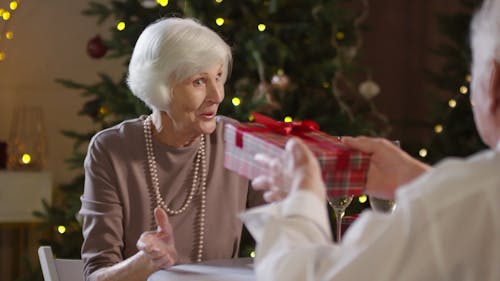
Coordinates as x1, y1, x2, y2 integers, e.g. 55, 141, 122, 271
358, 79, 380, 100
271, 69, 290, 91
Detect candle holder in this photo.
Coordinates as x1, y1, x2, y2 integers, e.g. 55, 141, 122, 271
7, 106, 48, 171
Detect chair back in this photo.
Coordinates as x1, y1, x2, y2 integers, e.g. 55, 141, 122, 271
38, 246, 84, 281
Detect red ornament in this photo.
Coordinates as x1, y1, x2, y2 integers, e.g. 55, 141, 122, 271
87, 35, 108, 59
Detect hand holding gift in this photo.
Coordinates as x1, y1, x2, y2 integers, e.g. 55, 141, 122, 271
252, 137, 327, 203
224, 113, 370, 200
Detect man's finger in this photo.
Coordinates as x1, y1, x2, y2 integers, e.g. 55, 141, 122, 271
286, 138, 315, 165
341, 136, 376, 153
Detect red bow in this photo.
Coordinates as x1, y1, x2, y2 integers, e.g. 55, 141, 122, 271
252, 112, 319, 135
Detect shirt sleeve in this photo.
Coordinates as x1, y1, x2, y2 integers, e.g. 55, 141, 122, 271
79, 136, 124, 279
241, 190, 417, 281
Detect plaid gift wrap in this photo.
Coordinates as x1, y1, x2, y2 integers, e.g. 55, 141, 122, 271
224, 113, 370, 198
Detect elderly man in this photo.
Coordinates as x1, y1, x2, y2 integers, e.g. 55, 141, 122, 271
241, 0, 500, 280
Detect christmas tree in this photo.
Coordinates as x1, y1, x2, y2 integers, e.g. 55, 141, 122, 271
412, 0, 486, 163
20, 0, 390, 279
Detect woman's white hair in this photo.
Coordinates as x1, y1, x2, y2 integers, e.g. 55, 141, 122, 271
127, 18, 232, 111
470, 0, 500, 84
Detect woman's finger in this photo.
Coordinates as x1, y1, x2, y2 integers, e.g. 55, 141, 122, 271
255, 153, 283, 174
154, 207, 172, 235
251, 176, 274, 191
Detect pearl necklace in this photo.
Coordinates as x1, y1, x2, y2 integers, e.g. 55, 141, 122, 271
143, 115, 207, 262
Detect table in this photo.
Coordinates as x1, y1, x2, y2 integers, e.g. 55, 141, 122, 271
0, 171, 52, 281
0, 171, 52, 222
148, 258, 255, 281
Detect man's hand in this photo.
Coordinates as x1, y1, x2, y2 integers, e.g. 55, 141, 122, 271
342, 136, 431, 199
136, 207, 178, 270
252, 137, 327, 202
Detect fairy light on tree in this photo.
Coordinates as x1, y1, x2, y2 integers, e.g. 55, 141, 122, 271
0, 0, 22, 62
415, 0, 485, 163
20, 1, 391, 278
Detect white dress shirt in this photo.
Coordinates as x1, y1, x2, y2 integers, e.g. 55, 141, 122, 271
241, 149, 500, 281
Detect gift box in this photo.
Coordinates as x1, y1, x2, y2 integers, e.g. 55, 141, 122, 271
224, 113, 370, 198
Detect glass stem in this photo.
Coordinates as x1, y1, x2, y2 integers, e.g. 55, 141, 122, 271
334, 208, 345, 242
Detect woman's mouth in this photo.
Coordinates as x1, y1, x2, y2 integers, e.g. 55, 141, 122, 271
199, 112, 216, 119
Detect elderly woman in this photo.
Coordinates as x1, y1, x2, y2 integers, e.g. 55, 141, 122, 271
79, 18, 260, 281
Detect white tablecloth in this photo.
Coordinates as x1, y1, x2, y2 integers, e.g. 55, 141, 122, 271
148, 258, 255, 281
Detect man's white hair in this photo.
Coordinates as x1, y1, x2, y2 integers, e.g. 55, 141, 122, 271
127, 18, 232, 112
470, 0, 500, 84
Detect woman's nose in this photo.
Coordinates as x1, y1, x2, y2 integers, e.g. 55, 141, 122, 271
207, 80, 224, 103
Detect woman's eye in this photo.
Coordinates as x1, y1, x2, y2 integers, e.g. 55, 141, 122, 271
193, 78, 205, 86
215, 73, 223, 81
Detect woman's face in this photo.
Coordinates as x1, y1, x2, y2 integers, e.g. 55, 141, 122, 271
166, 62, 225, 139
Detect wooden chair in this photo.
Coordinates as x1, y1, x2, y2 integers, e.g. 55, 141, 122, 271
38, 246, 84, 281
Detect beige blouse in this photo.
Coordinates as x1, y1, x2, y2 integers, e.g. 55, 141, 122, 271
79, 116, 259, 279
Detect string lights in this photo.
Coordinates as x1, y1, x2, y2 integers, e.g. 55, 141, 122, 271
215, 17, 224, 26
418, 73, 471, 159
116, 21, 126, 31
0, 0, 21, 62
231, 97, 241, 106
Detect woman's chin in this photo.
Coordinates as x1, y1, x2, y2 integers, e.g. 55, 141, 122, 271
199, 120, 217, 135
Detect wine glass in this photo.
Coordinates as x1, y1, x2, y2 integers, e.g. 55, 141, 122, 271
369, 196, 396, 213
369, 140, 400, 214
328, 195, 354, 242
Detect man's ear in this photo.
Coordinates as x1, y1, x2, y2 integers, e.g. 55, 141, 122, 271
489, 61, 500, 113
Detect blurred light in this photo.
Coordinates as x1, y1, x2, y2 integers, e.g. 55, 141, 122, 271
322, 81, 330, 88
2, 11, 11, 20
249, 114, 255, 121
336, 31, 344, 40
459, 86, 468, 94
448, 99, 457, 108
215, 0, 223, 3
257, 24, 266, 32
231, 97, 241, 106
21, 153, 31, 164
5, 31, 13, 39
434, 124, 443, 134
465, 74, 471, 82
250, 251, 255, 258
215, 18, 224, 26
419, 148, 428, 158
157, 0, 169, 6
99, 106, 108, 115
10, 1, 18, 10
0, 52, 5, 61
117, 21, 126, 31
57, 225, 67, 234
358, 195, 367, 203
284, 116, 293, 122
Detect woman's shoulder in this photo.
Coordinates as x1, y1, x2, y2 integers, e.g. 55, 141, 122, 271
89, 116, 146, 150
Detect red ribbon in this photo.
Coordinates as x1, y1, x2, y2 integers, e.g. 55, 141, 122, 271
252, 112, 319, 135
234, 113, 350, 170
235, 112, 319, 147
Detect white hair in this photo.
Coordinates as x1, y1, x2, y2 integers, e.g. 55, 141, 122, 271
127, 18, 232, 111
470, 0, 500, 85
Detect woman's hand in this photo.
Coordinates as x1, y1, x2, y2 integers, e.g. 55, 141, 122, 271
341, 136, 431, 199
136, 207, 178, 270
252, 138, 326, 202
